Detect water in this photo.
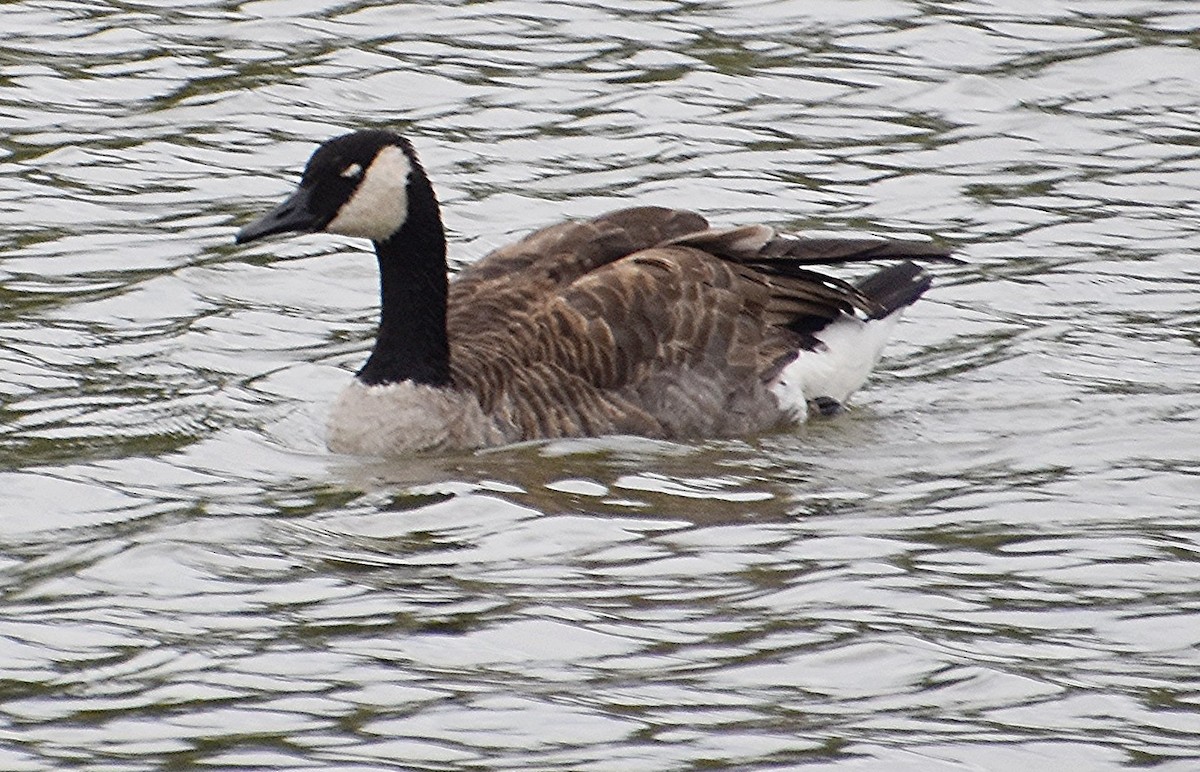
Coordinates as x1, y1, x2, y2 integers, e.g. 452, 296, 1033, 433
2, 1, 1199, 769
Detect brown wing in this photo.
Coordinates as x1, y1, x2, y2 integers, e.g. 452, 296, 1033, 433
449, 244, 782, 438
446, 210, 952, 440
447, 206, 708, 338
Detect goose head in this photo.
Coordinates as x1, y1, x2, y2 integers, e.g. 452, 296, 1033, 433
236, 130, 424, 246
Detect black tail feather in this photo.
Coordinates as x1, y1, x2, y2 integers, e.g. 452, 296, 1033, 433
856, 261, 933, 319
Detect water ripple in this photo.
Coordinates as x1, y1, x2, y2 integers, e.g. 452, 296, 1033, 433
2, 0, 1199, 769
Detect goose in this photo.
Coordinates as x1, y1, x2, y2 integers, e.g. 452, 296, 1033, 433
236, 129, 952, 456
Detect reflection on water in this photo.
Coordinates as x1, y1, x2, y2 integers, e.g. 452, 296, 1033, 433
2, 0, 1199, 769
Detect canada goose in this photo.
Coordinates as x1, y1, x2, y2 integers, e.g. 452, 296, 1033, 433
236, 129, 951, 456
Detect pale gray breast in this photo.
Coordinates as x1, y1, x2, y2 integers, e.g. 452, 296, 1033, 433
327, 380, 511, 454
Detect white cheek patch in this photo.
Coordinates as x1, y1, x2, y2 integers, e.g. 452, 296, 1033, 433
340, 162, 363, 178
325, 145, 411, 242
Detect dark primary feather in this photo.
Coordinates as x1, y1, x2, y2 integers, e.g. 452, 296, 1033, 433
444, 206, 950, 439
855, 261, 934, 320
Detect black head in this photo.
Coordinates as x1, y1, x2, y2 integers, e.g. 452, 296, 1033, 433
236, 130, 421, 245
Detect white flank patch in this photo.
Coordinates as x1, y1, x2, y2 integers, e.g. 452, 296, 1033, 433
325, 145, 411, 242
769, 310, 904, 417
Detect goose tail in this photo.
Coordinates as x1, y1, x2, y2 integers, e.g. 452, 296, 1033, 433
769, 261, 931, 418
856, 261, 933, 319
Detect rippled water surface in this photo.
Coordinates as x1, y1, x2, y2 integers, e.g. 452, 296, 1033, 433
3, 1, 1199, 769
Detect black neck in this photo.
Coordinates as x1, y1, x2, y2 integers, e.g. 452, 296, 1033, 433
356, 172, 451, 387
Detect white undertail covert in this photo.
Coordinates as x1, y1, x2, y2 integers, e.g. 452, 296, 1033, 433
768, 310, 905, 418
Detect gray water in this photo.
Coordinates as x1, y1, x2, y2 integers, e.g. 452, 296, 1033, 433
2, 1, 1199, 770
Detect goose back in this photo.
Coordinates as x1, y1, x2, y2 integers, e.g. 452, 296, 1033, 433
440, 206, 942, 442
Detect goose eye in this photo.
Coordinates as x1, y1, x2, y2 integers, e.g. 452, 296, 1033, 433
340, 163, 363, 179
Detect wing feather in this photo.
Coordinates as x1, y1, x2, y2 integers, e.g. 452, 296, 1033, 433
445, 209, 952, 439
